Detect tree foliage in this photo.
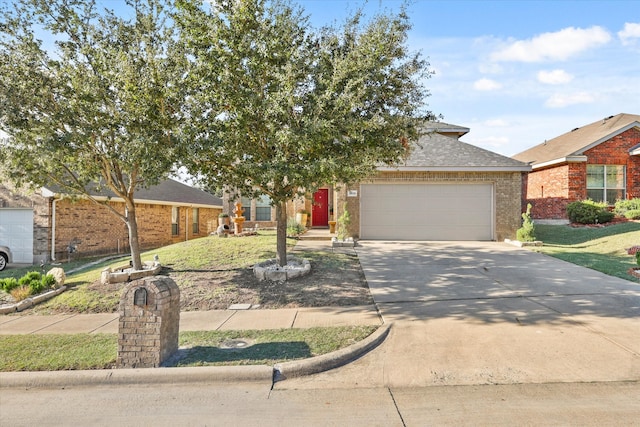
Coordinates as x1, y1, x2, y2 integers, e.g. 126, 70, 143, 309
176, 0, 435, 265
0, 0, 185, 269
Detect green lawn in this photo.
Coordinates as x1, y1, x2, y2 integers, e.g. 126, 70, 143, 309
0, 326, 378, 371
533, 222, 640, 282
0, 230, 297, 313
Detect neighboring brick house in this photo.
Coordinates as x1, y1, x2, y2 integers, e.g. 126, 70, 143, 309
228, 122, 530, 241
512, 113, 640, 220
0, 178, 222, 265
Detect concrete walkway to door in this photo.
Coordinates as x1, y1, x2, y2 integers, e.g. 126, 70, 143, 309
275, 241, 640, 389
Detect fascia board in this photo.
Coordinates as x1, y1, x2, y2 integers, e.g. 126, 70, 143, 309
531, 155, 588, 170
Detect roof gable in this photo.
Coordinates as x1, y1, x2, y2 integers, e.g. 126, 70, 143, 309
512, 113, 640, 166
381, 130, 530, 172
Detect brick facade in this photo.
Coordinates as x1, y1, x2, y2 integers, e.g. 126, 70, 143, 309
0, 183, 221, 263
333, 170, 524, 241
525, 127, 640, 219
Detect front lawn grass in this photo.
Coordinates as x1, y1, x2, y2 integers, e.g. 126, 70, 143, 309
0, 230, 296, 313
0, 326, 377, 371
533, 222, 640, 282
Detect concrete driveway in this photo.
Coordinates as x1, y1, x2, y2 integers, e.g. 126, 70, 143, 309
276, 241, 640, 389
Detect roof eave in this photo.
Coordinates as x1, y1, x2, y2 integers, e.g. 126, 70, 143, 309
574, 122, 640, 155
531, 155, 588, 170
40, 187, 222, 209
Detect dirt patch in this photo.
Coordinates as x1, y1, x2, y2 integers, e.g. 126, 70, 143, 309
83, 251, 372, 312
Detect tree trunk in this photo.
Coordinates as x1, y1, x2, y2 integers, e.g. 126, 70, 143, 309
125, 200, 143, 270
276, 201, 288, 267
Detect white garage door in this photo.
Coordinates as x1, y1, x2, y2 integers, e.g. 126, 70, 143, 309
0, 209, 34, 263
360, 183, 493, 240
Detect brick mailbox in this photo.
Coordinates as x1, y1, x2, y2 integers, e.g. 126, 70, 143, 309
117, 276, 180, 368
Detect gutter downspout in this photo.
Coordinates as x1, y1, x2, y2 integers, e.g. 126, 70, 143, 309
51, 197, 58, 261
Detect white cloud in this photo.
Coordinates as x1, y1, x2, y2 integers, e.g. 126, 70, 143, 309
537, 69, 574, 84
544, 92, 595, 108
618, 22, 640, 45
484, 119, 509, 127
490, 26, 611, 62
474, 78, 502, 91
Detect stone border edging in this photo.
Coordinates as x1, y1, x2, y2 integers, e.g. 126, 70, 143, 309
253, 257, 311, 281
0, 323, 391, 388
0, 286, 67, 314
273, 323, 391, 381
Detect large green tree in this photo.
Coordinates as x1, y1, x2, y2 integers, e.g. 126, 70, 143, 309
176, 0, 435, 266
0, 0, 186, 270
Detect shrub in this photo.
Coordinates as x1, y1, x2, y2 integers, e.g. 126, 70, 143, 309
637, 252, 640, 266
624, 209, 640, 220
286, 218, 305, 236
516, 203, 536, 242
337, 203, 351, 240
566, 200, 614, 224
18, 271, 42, 288
614, 198, 640, 217
10, 285, 32, 301
41, 274, 56, 288
0, 277, 19, 293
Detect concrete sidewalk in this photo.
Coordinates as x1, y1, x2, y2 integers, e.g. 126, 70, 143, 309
0, 305, 381, 335
0, 237, 379, 335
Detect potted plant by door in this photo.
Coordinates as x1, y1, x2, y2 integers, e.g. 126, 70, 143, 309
218, 213, 230, 227
296, 209, 309, 227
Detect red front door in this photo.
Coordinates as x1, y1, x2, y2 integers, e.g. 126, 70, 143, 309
312, 189, 329, 227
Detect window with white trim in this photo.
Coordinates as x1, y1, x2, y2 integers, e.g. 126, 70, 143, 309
171, 206, 179, 235
586, 165, 626, 205
192, 208, 199, 234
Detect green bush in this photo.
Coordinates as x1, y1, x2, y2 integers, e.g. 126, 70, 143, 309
624, 209, 640, 220
2, 272, 55, 296
286, 218, 305, 236
614, 198, 640, 217
18, 271, 42, 287
0, 277, 19, 293
566, 200, 614, 224
41, 274, 56, 288
516, 203, 536, 242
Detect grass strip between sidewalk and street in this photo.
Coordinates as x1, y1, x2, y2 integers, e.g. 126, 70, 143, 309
0, 325, 378, 372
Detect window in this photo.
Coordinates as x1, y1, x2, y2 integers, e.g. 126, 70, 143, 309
255, 195, 272, 221
192, 208, 199, 234
586, 165, 626, 204
171, 207, 179, 235
241, 197, 252, 221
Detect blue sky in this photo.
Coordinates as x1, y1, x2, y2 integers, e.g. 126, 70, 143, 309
297, 0, 640, 156
5, 0, 639, 157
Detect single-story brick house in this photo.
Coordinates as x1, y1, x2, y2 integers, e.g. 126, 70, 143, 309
228, 122, 531, 241
0, 178, 222, 265
512, 113, 640, 220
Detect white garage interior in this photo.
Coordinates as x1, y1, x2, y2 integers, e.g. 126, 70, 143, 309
0, 208, 34, 263
360, 183, 494, 241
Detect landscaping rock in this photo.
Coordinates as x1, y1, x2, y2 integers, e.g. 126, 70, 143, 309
47, 267, 66, 288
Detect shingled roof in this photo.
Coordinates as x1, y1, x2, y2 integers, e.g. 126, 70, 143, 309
380, 123, 530, 172
512, 113, 640, 168
42, 178, 222, 207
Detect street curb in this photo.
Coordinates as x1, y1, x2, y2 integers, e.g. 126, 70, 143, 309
0, 324, 391, 389
273, 323, 391, 381
0, 365, 274, 389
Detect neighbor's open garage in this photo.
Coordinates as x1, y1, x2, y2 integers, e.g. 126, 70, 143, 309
360, 183, 494, 240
